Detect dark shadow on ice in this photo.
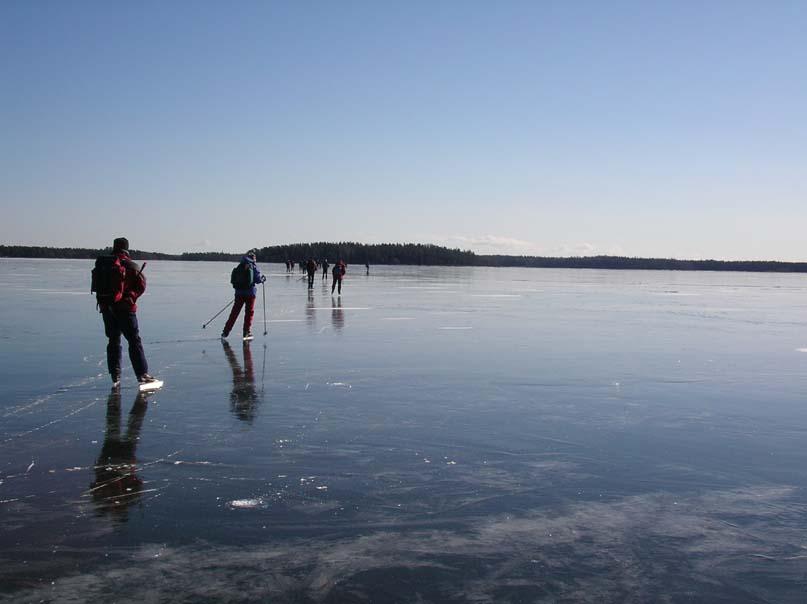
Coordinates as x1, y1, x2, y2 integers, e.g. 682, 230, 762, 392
88, 390, 149, 522
331, 297, 344, 332
223, 339, 259, 423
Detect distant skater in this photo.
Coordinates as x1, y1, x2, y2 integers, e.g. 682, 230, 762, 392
331, 259, 346, 295
222, 250, 265, 340
321, 258, 329, 280
91, 237, 160, 389
365, 262, 370, 275
306, 258, 318, 288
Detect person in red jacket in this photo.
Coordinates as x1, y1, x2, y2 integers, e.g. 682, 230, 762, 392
331, 259, 346, 295
98, 237, 159, 388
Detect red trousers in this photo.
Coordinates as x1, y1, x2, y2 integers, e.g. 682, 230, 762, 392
223, 294, 256, 336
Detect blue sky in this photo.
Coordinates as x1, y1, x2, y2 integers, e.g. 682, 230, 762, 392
1, 1, 805, 259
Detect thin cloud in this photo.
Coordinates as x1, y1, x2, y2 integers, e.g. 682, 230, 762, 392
437, 235, 625, 257
189, 239, 214, 250
438, 235, 543, 255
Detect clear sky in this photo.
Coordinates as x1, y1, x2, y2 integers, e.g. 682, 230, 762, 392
1, 1, 805, 260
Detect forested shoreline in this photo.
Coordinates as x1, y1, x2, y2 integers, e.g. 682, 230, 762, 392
2, 243, 806, 273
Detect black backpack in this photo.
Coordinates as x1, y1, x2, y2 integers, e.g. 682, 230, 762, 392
230, 262, 253, 289
91, 256, 126, 305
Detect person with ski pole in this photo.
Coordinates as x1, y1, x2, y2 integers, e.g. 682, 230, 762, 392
91, 237, 160, 389
222, 250, 265, 341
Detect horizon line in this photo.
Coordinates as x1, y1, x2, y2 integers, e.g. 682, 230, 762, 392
1, 242, 806, 266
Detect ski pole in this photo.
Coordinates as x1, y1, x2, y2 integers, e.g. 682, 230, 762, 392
202, 299, 234, 329
261, 342, 267, 394
262, 281, 268, 336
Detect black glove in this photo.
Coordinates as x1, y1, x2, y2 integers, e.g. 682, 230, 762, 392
261, 275, 266, 283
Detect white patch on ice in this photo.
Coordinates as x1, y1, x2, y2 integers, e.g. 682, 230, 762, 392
327, 382, 352, 389
796, 348, 807, 353
228, 498, 264, 509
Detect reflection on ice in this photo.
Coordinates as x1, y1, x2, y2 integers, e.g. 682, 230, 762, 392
222, 340, 261, 423
87, 391, 149, 522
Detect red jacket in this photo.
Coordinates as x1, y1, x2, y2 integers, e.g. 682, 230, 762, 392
332, 261, 346, 278
102, 252, 146, 313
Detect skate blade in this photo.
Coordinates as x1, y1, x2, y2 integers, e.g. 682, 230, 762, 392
139, 380, 164, 392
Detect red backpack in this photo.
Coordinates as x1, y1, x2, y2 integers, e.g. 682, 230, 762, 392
91, 255, 126, 305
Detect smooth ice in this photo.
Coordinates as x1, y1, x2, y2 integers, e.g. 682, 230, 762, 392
2, 259, 807, 603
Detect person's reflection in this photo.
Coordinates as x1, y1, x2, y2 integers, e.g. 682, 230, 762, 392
331, 296, 344, 332
223, 339, 259, 423
89, 390, 149, 522
306, 288, 316, 329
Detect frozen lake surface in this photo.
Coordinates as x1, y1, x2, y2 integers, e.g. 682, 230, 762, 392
2, 259, 807, 603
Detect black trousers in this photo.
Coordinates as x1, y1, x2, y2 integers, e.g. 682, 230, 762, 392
102, 308, 148, 378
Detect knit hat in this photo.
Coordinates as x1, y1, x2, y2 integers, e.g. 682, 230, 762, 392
113, 237, 129, 252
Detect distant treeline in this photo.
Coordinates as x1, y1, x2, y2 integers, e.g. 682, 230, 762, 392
2, 243, 807, 273
255, 242, 476, 266
0, 245, 180, 260
476, 254, 807, 273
